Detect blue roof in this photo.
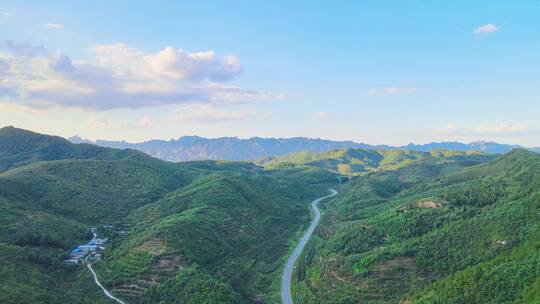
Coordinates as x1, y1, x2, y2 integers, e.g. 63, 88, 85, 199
79, 244, 96, 248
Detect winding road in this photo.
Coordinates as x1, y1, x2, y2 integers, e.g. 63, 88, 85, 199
281, 189, 337, 304
86, 230, 126, 303
87, 262, 126, 304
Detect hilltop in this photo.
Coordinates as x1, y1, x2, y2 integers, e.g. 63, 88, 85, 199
68, 131, 540, 162
0, 126, 147, 172
257, 148, 493, 175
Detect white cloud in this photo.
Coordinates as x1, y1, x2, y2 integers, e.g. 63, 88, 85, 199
314, 112, 330, 119
0, 40, 269, 110
368, 87, 417, 96
83, 116, 109, 128
171, 103, 265, 123
90, 44, 241, 82
474, 24, 499, 35
1, 11, 14, 17
137, 115, 154, 128
43, 23, 64, 30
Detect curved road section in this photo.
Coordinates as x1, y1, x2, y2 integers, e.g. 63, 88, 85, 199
87, 263, 126, 304
281, 189, 337, 304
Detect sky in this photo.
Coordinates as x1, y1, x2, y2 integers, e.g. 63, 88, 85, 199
0, 1, 539, 146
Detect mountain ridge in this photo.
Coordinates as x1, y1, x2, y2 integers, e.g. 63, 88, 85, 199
0, 126, 337, 303
2, 127, 540, 303
68, 131, 539, 162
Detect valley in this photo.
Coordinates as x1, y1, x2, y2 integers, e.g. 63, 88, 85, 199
2, 3, 537, 303
282, 189, 337, 304
1, 127, 540, 303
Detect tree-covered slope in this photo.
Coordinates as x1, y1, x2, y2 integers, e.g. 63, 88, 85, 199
0, 128, 337, 303
257, 148, 489, 176
294, 149, 540, 303
0, 154, 186, 302
3, 127, 537, 304
94, 170, 331, 303
0, 126, 146, 172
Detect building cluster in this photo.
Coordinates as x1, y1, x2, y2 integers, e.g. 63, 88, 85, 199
63, 227, 109, 265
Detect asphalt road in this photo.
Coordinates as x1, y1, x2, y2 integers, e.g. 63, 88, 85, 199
86, 230, 125, 303
87, 262, 126, 304
281, 189, 338, 304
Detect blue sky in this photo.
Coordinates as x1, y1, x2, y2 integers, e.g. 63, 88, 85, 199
0, 1, 539, 145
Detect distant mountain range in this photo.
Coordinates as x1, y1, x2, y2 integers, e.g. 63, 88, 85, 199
69, 134, 540, 162
5, 127, 540, 303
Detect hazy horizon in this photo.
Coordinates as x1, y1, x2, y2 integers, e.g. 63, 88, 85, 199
67, 128, 534, 148
1, 1, 539, 146
3, 124, 537, 149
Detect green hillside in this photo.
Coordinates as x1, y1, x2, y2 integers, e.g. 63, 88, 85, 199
257, 148, 489, 176
3, 127, 539, 304
293, 149, 540, 303
0, 127, 337, 303
0, 126, 149, 172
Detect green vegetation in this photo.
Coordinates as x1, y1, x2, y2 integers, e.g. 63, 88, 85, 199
93, 167, 335, 303
0, 126, 141, 172
257, 148, 488, 176
294, 149, 540, 303
0, 127, 335, 303
3, 126, 540, 304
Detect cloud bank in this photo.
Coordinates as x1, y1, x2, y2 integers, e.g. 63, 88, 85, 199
0, 40, 267, 110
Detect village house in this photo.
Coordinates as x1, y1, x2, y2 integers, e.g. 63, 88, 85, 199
79, 244, 97, 251
63, 228, 109, 265
91, 237, 109, 245
70, 248, 85, 257
63, 258, 82, 265
63, 248, 86, 264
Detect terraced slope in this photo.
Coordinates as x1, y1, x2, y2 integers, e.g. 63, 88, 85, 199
294, 149, 540, 303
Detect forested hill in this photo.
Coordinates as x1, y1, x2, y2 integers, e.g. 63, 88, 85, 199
257, 148, 494, 175
0, 127, 337, 303
0, 126, 147, 172
294, 148, 540, 303
2, 127, 540, 303
69, 132, 540, 162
